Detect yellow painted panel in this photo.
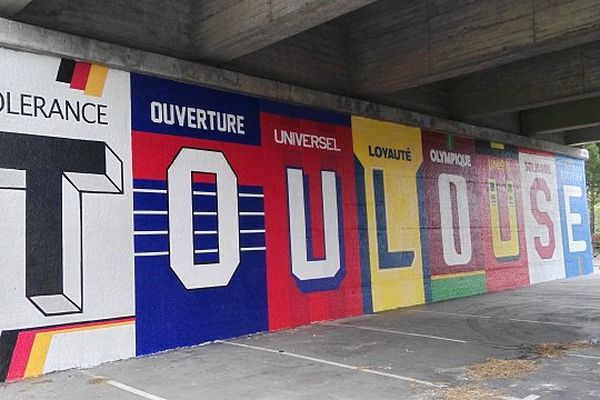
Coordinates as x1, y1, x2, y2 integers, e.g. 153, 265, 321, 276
84, 64, 109, 97
352, 116, 424, 312
488, 179, 520, 259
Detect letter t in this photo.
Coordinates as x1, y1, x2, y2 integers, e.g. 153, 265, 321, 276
0, 131, 123, 316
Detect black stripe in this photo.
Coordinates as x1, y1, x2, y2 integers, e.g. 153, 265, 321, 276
56, 58, 76, 84
0, 330, 19, 382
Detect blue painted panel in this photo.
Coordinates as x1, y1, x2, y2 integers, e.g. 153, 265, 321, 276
131, 73, 260, 145
556, 156, 593, 277
133, 180, 268, 355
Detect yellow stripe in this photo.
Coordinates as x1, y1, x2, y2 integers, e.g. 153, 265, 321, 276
490, 142, 505, 150
23, 320, 133, 378
431, 270, 485, 280
24, 332, 52, 378
84, 64, 109, 97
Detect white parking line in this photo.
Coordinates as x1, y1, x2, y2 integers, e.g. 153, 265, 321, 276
501, 395, 540, 400
216, 340, 446, 388
507, 318, 575, 327
562, 305, 600, 311
411, 310, 576, 327
85, 374, 168, 400
106, 379, 168, 400
411, 310, 493, 319
323, 322, 467, 343
568, 353, 600, 360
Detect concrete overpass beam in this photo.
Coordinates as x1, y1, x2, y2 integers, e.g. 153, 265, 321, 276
563, 127, 600, 145
352, 0, 600, 96
0, 0, 32, 16
9, 0, 192, 59
192, 0, 377, 63
521, 97, 600, 135
451, 43, 600, 119
0, 17, 588, 159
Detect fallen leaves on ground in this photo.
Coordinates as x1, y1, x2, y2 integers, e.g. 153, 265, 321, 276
535, 341, 600, 359
438, 384, 505, 400
87, 376, 110, 385
467, 358, 537, 380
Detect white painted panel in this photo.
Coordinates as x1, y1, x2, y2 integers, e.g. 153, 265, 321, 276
519, 152, 565, 283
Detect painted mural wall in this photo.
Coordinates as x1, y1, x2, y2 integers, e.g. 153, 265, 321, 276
0, 48, 593, 381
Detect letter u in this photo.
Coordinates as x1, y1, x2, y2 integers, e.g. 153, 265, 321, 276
163, 104, 175, 125
287, 168, 341, 280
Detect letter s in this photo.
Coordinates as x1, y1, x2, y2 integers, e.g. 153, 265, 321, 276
529, 177, 555, 259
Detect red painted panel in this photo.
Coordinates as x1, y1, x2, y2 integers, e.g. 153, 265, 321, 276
261, 110, 362, 330
421, 131, 484, 276
475, 142, 529, 292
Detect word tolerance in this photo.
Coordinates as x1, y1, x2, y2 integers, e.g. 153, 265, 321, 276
0, 91, 108, 125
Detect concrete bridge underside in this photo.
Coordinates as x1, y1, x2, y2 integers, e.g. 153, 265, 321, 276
2, 0, 600, 155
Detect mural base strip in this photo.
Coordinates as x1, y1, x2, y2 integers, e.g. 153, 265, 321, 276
430, 274, 487, 302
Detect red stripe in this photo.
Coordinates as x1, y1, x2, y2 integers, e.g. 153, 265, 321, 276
6, 331, 35, 381
30, 317, 135, 334
70, 62, 92, 90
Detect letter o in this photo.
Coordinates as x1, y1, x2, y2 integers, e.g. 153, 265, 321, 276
167, 148, 240, 289
438, 173, 472, 265
150, 101, 163, 123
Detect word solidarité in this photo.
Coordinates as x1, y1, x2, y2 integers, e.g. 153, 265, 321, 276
524, 161, 551, 174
